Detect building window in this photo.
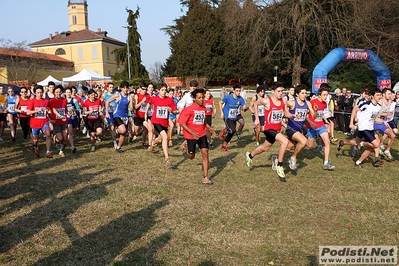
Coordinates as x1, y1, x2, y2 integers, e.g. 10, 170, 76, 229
55, 48, 66, 55
107, 70, 111, 76
92, 46, 98, 59
114, 52, 117, 61
72, 6, 76, 9
72, 15, 77, 25
106, 47, 110, 60
77, 48, 84, 59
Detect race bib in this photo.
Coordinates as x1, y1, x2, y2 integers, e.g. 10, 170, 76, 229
315, 110, 323, 122
21, 106, 27, 112
89, 106, 99, 118
156, 106, 168, 119
258, 106, 265, 116
370, 111, 378, 121
109, 104, 115, 113
271, 110, 284, 123
193, 110, 205, 125
295, 108, 307, 121
67, 106, 76, 116
7, 104, 15, 112
139, 102, 147, 112
228, 108, 238, 119
35, 107, 46, 118
205, 104, 213, 113
56, 108, 65, 118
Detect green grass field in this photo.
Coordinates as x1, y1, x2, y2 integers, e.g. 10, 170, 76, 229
1, 112, 398, 265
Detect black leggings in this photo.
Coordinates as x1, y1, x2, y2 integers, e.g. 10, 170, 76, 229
19, 117, 30, 138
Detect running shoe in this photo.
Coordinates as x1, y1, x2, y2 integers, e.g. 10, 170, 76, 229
384, 150, 394, 161
165, 158, 172, 166
12, 137, 15, 142
271, 155, 277, 171
168, 139, 173, 147
380, 144, 386, 151
330, 137, 338, 142
337, 140, 344, 151
209, 142, 214, 148
148, 145, 155, 152
276, 165, 286, 181
59, 151, 65, 157
34, 146, 40, 157
373, 158, 384, 167
128, 137, 133, 144
52, 134, 56, 144
221, 145, 228, 152
96, 137, 101, 143
82, 127, 87, 134
288, 157, 297, 170
179, 141, 187, 151
114, 141, 118, 149
141, 142, 148, 149
255, 142, 259, 147
245, 152, 252, 167
90, 145, 96, 152
379, 149, 385, 157
71, 146, 77, 153
355, 161, 363, 168
116, 147, 124, 153
219, 128, 226, 141
351, 146, 358, 158
202, 177, 213, 184
46, 151, 53, 158
323, 162, 335, 170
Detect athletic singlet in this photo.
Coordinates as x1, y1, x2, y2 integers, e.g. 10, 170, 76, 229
113, 92, 129, 119
357, 101, 381, 131
18, 98, 30, 118
135, 93, 150, 118
287, 98, 308, 132
204, 98, 214, 116
378, 99, 391, 122
254, 95, 265, 117
264, 97, 285, 132
6, 95, 18, 114
44, 92, 54, 100
66, 97, 79, 116
104, 91, 117, 113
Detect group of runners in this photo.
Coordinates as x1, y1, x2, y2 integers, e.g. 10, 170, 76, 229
0, 80, 397, 183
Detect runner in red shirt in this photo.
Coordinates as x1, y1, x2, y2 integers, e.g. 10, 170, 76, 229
49, 85, 68, 157
145, 83, 177, 165
305, 83, 335, 170
14, 87, 32, 142
178, 88, 216, 184
133, 83, 151, 148
27, 85, 53, 158
245, 82, 296, 182
82, 89, 103, 152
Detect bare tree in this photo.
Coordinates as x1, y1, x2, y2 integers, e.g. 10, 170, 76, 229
149, 61, 163, 83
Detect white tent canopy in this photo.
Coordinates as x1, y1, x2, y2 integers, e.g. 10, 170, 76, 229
393, 82, 399, 92
37, 75, 65, 86
63, 69, 111, 82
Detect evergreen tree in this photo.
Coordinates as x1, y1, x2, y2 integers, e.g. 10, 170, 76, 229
114, 7, 148, 80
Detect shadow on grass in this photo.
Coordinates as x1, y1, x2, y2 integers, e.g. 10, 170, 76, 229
33, 200, 169, 265
209, 152, 238, 179
115, 232, 171, 265
197, 261, 217, 266
0, 178, 122, 253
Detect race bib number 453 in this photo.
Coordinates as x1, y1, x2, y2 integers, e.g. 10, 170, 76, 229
193, 110, 205, 125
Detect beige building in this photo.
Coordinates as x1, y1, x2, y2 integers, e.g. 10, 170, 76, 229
30, 0, 125, 77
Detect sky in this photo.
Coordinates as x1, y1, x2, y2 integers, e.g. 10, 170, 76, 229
0, 0, 184, 71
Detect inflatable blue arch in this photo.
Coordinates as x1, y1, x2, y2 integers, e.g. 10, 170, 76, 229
312, 48, 391, 93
